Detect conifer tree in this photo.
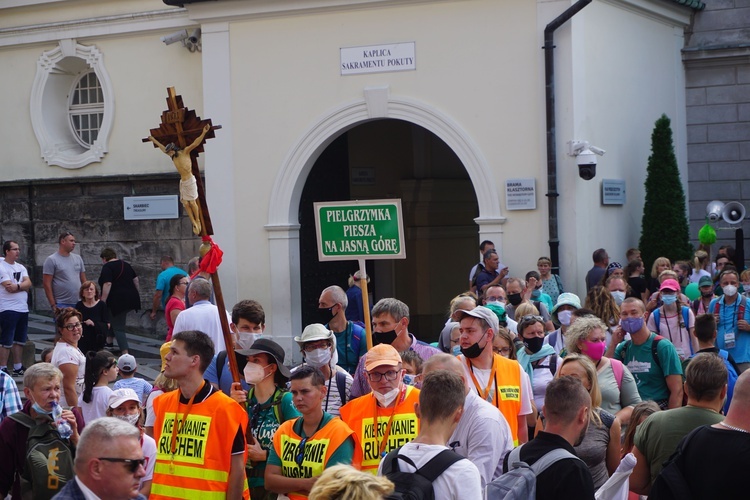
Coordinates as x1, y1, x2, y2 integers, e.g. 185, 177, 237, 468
639, 114, 692, 270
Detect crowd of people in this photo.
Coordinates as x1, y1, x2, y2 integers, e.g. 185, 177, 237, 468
0, 235, 748, 499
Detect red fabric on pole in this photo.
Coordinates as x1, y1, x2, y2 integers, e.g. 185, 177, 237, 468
192, 236, 223, 277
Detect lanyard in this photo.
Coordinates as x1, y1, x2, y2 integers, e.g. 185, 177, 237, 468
324, 369, 333, 413
466, 355, 498, 407
169, 381, 205, 470
375, 385, 406, 457
661, 307, 684, 343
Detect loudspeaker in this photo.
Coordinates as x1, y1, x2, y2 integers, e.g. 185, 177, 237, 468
723, 201, 746, 225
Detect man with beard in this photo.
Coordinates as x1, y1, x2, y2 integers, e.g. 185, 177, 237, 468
340, 343, 420, 474
350, 298, 440, 397
317, 286, 366, 375
501, 376, 595, 500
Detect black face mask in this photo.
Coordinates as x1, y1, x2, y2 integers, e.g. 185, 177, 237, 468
373, 330, 398, 346
701, 291, 714, 298
507, 293, 523, 306
316, 306, 335, 325
460, 337, 487, 359
524, 336, 544, 354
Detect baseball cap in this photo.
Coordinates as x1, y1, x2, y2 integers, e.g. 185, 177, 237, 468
456, 306, 500, 333
160, 342, 172, 372
364, 343, 402, 372
294, 323, 333, 347
108, 388, 140, 409
117, 354, 137, 372
699, 276, 713, 288
236, 338, 292, 378
660, 279, 681, 292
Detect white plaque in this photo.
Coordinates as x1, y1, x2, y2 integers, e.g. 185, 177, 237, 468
341, 42, 416, 75
601, 179, 626, 205
505, 178, 536, 211
123, 195, 179, 220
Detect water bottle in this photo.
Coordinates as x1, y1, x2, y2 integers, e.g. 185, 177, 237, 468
51, 401, 73, 439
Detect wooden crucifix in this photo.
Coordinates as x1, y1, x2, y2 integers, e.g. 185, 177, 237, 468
142, 87, 241, 385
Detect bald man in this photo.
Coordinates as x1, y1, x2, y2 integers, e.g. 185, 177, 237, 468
422, 353, 512, 487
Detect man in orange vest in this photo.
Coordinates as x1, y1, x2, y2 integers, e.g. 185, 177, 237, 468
340, 343, 420, 474
265, 366, 354, 499
151, 330, 250, 499
456, 306, 533, 445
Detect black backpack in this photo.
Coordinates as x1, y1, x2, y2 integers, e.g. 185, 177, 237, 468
648, 426, 703, 500
8, 412, 75, 500
381, 448, 464, 500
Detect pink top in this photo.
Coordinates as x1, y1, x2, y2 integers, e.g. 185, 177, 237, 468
165, 295, 185, 341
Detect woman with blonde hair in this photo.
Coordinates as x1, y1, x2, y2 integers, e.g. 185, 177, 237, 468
648, 257, 672, 294
308, 465, 394, 500
691, 249, 712, 282
564, 316, 641, 425
539, 354, 621, 490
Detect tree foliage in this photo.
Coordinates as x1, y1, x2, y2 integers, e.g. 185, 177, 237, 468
639, 114, 692, 271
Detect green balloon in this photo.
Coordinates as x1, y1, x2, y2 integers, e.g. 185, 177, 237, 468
685, 282, 700, 301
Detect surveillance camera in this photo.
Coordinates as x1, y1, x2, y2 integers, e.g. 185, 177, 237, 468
161, 30, 189, 45
188, 28, 201, 44
577, 148, 597, 181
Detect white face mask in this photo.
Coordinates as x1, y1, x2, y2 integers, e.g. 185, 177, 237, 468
611, 291, 626, 306
244, 362, 270, 385
557, 310, 572, 327
114, 413, 140, 427
305, 348, 332, 368
723, 285, 738, 297
373, 387, 400, 407
236, 332, 260, 351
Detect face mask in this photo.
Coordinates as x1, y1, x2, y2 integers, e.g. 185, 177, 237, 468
582, 340, 606, 362
236, 332, 260, 351
460, 337, 488, 359
373, 387, 400, 407
723, 285, 738, 297
507, 293, 523, 306
531, 290, 541, 299
611, 291, 626, 306
32, 400, 53, 416
486, 300, 505, 308
316, 307, 335, 324
661, 294, 677, 305
374, 329, 398, 346
403, 374, 415, 386
523, 336, 544, 354
621, 317, 644, 334
557, 310, 572, 327
305, 348, 332, 368
451, 345, 462, 356
115, 413, 141, 426
244, 362, 270, 385
701, 290, 714, 298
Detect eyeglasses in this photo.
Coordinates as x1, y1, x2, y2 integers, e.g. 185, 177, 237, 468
63, 323, 83, 331
366, 370, 399, 382
295, 438, 308, 467
519, 315, 543, 324
98, 457, 146, 474
485, 296, 505, 303
303, 341, 331, 352
493, 347, 511, 355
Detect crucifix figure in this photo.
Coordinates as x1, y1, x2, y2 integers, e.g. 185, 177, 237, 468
148, 123, 210, 235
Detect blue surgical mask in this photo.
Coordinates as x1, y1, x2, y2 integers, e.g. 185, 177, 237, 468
621, 317, 644, 334
661, 294, 677, 305
32, 401, 52, 416
403, 374, 415, 386
451, 345, 461, 356
531, 290, 541, 299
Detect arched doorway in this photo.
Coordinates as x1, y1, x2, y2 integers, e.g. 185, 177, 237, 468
298, 119, 479, 340
265, 92, 506, 361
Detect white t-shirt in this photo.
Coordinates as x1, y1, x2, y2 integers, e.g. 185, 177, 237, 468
141, 433, 157, 486
145, 389, 164, 428
78, 386, 113, 424
646, 306, 696, 360
51, 342, 86, 407
0, 260, 29, 312
531, 356, 555, 409
377, 442, 482, 500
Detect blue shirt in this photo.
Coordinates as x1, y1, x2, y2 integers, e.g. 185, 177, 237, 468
113, 377, 153, 405
709, 295, 750, 363
155, 266, 187, 308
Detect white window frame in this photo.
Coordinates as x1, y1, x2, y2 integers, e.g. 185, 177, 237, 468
30, 39, 114, 169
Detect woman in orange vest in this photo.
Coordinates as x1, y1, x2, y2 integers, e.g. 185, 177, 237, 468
265, 366, 354, 499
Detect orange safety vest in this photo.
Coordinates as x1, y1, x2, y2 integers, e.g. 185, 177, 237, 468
459, 353, 523, 444
151, 388, 250, 499
272, 416, 354, 500
339, 385, 420, 474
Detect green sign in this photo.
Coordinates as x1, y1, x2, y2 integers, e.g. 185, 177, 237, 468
314, 199, 406, 261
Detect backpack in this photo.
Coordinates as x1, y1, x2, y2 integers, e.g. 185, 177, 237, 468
621, 334, 665, 371
470, 263, 486, 291
610, 358, 624, 390
382, 448, 465, 500
8, 412, 75, 500
248, 387, 285, 425
713, 295, 746, 321
648, 426, 703, 500
486, 445, 582, 499
349, 322, 363, 358
651, 307, 693, 355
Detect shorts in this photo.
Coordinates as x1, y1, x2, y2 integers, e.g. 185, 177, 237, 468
0, 311, 29, 347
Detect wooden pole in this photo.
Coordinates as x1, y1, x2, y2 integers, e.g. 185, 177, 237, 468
358, 258, 373, 350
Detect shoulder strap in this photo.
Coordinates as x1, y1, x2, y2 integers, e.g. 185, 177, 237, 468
216, 350, 228, 383
529, 448, 581, 475
652, 335, 664, 371
554, 274, 564, 293
415, 449, 464, 482
8, 411, 35, 429
610, 358, 624, 390
738, 296, 746, 320
508, 445, 523, 467
273, 388, 284, 423
691, 299, 700, 315
547, 331, 558, 350
652, 308, 661, 333
381, 448, 401, 474
714, 299, 720, 315
349, 322, 362, 356
335, 370, 347, 405
549, 354, 557, 376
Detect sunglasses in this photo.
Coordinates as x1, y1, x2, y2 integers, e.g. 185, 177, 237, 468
98, 457, 146, 474
295, 438, 308, 468
519, 315, 543, 324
